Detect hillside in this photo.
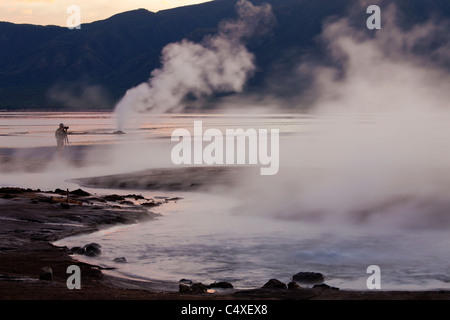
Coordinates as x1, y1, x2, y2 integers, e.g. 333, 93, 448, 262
0, 0, 449, 110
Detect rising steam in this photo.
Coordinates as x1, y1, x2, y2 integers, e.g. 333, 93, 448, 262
231, 4, 450, 230
25, 1, 450, 232
114, 0, 275, 130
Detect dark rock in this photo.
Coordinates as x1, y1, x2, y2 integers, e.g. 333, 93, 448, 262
288, 281, 301, 289
84, 242, 101, 250
54, 188, 66, 195
262, 279, 287, 289
179, 284, 193, 293
83, 243, 102, 256
292, 272, 325, 284
113, 257, 127, 263
141, 201, 161, 207
0, 187, 26, 194
2, 194, 14, 199
313, 283, 339, 291
39, 267, 53, 281
119, 200, 134, 205
179, 281, 209, 294
209, 281, 233, 289
191, 283, 208, 293
69, 188, 91, 196
113, 131, 125, 135
89, 197, 107, 203
84, 251, 98, 257
103, 194, 125, 202
179, 278, 193, 285
127, 194, 145, 200
70, 246, 85, 255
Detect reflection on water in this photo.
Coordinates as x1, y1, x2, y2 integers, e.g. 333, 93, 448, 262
0, 111, 307, 148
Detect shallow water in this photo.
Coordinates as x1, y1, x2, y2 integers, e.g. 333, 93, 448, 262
53, 186, 450, 291
2, 111, 450, 291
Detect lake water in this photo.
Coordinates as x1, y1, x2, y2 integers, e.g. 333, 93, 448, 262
2, 111, 450, 291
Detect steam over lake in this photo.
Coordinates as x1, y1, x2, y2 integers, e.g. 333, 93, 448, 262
2, 112, 449, 291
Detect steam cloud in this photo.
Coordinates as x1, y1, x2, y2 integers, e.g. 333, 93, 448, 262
29, 2, 450, 232
48, 83, 113, 110
232, 4, 450, 230
308, 5, 450, 114
114, 0, 276, 130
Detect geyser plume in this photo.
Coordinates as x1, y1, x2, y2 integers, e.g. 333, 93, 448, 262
232, 5, 450, 230
114, 0, 275, 130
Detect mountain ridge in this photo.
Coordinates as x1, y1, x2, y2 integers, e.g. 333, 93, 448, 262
0, 0, 449, 110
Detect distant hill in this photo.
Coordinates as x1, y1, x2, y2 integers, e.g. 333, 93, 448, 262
0, 0, 449, 110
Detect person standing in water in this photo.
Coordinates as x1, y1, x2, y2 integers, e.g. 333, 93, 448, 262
55, 123, 69, 152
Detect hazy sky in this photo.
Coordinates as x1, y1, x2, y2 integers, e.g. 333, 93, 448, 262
0, 0, 213, 26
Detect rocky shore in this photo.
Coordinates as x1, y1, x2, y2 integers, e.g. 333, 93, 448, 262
1, 187, 449, 300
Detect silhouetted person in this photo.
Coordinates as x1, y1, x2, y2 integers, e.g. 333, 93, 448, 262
55, 123, 68, 152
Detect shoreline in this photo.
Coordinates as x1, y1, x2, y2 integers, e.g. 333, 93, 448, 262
1, 186, 450, 300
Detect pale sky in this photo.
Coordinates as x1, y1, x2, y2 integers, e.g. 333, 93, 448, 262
0, 0, 213, 26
